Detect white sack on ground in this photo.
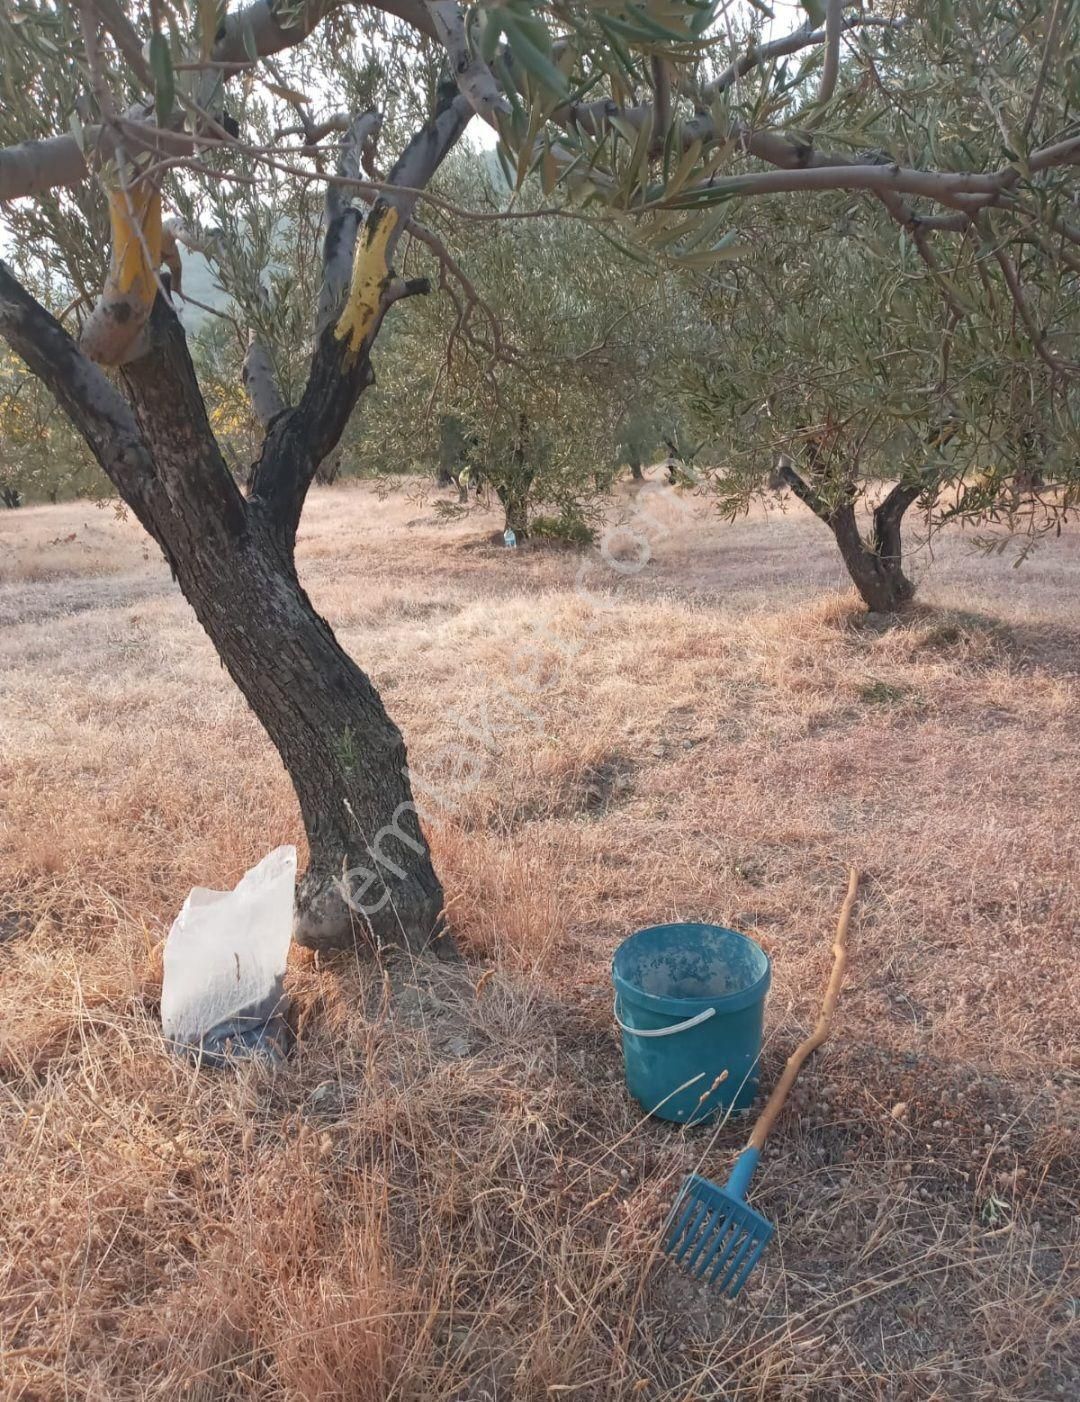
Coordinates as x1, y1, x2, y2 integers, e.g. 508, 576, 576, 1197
161, 845, 296, 1066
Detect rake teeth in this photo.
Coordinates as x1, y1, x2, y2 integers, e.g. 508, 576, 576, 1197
663, 1174, 775, 1296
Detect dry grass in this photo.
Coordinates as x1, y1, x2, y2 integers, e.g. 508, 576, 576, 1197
1, 482, 1077, 1400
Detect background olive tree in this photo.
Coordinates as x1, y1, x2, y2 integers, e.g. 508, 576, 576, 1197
678, 204, 1079, 610
347, 150, 704, 536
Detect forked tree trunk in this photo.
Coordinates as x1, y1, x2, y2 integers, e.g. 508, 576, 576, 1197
0, 267, 451, 956
776, 459, 922, 613
118, 300, 448, 954
828, 497, 916, 613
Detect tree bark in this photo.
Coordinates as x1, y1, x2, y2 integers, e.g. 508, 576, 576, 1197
502, 496, 529, 538
315, 450, 343, 485
496, 477, 532, 538
629, 457, 644, 482
496, 412, 533, 538
171, 507, 445, 951
0, 82, 474, 956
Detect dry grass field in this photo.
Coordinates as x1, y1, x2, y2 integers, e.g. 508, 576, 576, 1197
1, 480, 1077, 1400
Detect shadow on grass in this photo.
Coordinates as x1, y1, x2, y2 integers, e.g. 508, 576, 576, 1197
830, 601, 1080, 678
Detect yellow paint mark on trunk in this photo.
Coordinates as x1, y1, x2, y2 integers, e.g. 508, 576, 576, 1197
81, 176, 163, 365
334, 206, 398, 355
107, 182, 163, 302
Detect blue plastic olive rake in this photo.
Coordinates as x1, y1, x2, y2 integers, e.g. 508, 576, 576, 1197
664, 869, 860, 1296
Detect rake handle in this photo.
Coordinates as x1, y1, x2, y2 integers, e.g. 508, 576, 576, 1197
746, 868, 860, 1153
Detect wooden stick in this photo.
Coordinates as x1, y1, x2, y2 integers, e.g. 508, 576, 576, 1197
748, 868, 860, 1152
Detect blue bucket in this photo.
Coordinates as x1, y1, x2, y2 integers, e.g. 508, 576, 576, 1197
612, 923, 771, 1124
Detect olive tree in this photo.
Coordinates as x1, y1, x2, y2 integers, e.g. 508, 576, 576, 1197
368, 154, 698, 537
683, 213, 1079, 611
645, 3, 1080, 611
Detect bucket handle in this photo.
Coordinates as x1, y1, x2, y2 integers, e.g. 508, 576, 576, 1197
613, 994, 716, 1038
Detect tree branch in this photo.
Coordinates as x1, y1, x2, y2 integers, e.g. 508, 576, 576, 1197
243, 333, 288, 429
209, 0, 432, 68
774, 455, 834, 523
119, 296, 249, 539
0, 0, 432, 203
0, 260, 169, 534
989, 239, 1080, 376
1048, 214, 1080, 248
650, 55, 671, 153
1022, 0, 1065, 143
0, 7, 829, 202
406, 216, 511, 360
423, 1, 509, 122
164, 217, 290, 446
317, 110, 382, 335
875, 190, 970, 317
871, 452, 948, 561
872, 480, 922, 560
818, 0, 844, 106
669, 158, 1004, 208
703, 15, 903, 100
330, 85, 472, 355
275, 111, 353, 144
249, 83, 472, 539
81, 0, 154, 86
0, 132, 92, 202
667, 119, 1080, 216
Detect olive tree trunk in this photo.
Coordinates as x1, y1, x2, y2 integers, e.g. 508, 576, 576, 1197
315, 450, 343, 485
828, 491, 918, 613
163, 511, 442, 949
0, 277, 447, 951
776, 459, 922, 613
496, 483, 532, 539
123, 313, 443, 946
495, 412, 534, 539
